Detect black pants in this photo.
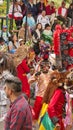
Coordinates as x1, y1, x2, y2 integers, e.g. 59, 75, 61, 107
15, 19, 22, 29
57, 16, 66, 24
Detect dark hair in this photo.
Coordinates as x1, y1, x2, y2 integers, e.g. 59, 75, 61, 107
0, 52, 17, 75
5, 75, 22, 93
45, 24, 50, 29
0, 37, 4, 43
51, 1, 54, 4
70, 3, 73, 7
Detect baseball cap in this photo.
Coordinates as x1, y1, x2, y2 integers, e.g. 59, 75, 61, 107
19, 38, 23, 42
3, 25, 8, 29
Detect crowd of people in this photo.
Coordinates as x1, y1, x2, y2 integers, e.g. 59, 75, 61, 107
0, 0, 73, 130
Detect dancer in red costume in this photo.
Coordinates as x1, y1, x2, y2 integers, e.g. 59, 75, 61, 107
17, 58, 30, 98
13, 45, 31, 98
42, 70, 69, 130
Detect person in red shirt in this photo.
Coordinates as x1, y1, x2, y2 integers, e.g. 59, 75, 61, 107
17, 58, 30, 98
57, 1, 67, 25
42, 70, 68, 130
46, 1, 56, 25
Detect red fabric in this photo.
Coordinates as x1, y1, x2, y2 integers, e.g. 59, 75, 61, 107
67, 64, 73, 70
58, 7, 67, 17
69, 48, 73, 57
53, 27, 61, 55
8, 14, 22, 20
48, 88, 65, 130
17, 59, 30, 98
33, 96, 43, 120
46, 5, 55, 15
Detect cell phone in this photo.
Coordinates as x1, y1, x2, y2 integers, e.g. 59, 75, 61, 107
35, 71, 41, 76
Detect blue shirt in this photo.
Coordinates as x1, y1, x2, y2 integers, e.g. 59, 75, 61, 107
23, 16, 35, 28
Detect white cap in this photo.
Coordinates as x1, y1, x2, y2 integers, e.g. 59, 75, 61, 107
19, 39, 23, 42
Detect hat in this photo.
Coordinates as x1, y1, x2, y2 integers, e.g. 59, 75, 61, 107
19, 38, 23, 42
3, 25, 7, 29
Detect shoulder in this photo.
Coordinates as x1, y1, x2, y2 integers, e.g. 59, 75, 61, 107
54, 88, 64, 96
13, 96, 29, 111
37, 14, 42, 18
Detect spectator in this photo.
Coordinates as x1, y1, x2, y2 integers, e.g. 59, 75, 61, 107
20, 0, 26, 17
32, 23, 42, 44
27, 0, 37, 20
8, 0, 23, 29
0, 37, 8, 52
41, 24, 53, 45
51, 18, 59, 32
46, 1, 56, 25
4, 74, 32, 130
36, 0, 45, 15
57, 1, 67, 25
18, 38, 24, 46
0, 25, 11, 45
37, 10, 50, 29
18, 24, 32, 42
8, 34, 20, 54
67, 3, 73, 27
23, 11, 36, 31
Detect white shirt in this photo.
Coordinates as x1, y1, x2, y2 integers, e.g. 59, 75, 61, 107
9, 4, 22, 14
37, 14, 50, 29
61, 8, 67, 17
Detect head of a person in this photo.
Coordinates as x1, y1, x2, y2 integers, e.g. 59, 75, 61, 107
40, 0, 44, 4
39, 39, 45, 45
29, 0, 33, 4
69, 3, 73, 9
2, 25, 8, 32
41, 10, 46, 17
27, 11, 32, 17
4, 74, 22, 100
50, 1, 55, 8
0, 53, 16, 75
45, 24, 51, 30
62, 23, 66, 29
10, 34, 17, 42
0, 37, 5, 45
14, 0, 19, 5
0, 53, 9, 74
36, 23, 42, 31
18, 38, 24, 46
61, 1, 66, 8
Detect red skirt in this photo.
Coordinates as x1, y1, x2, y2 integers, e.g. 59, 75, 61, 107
8, 13, 23, 20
